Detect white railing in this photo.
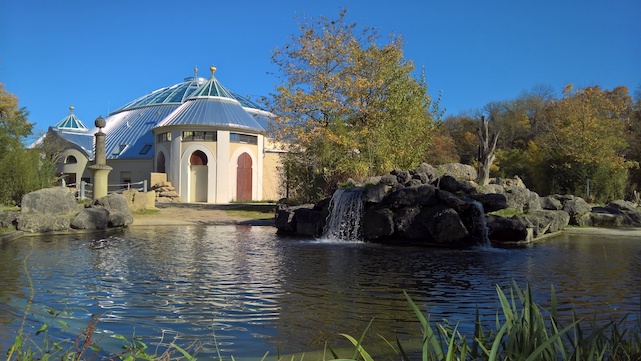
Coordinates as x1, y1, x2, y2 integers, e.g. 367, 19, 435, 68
66, 180, 147, 200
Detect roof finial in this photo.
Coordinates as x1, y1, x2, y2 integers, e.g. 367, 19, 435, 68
210, 65, 217, 77
69, 105, 75, 113
194, 66, 198, 78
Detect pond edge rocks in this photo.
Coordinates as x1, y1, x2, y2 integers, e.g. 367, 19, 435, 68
1, 187, 135, 234
275, 163, 641, 246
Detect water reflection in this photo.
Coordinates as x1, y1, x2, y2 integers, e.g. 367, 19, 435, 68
0, 226, 639, 358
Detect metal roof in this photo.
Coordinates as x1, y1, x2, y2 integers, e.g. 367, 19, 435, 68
155, 97, 265, 131
103, 104, 180, 159
154, 67, 265, 132
112, 76, 205, 113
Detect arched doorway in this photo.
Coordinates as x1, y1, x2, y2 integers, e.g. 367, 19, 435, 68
157, 152, 166, 173
189, 150, 208, 202
236, 152, 252, 201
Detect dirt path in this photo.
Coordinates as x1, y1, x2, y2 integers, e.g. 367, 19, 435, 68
132, 204, 275, 226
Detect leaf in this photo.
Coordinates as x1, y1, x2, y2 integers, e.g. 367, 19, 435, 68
36, 323, 48, 335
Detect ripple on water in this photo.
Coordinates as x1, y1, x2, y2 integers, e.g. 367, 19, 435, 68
0, 226, 639, 358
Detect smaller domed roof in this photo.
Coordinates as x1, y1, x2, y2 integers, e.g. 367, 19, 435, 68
54, 106, 88, 132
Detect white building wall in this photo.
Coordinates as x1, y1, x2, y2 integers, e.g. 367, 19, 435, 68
216, 131, 230, 203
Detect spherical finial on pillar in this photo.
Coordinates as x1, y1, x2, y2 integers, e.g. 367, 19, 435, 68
94, 116, 106, 129
210, 65, 217, 76
69, 105, 75, 113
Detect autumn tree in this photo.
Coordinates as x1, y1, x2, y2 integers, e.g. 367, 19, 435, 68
265, 10, 436, 202
442, 114, 478, 165
0, 83, 56, 205
526, 85, 633, 201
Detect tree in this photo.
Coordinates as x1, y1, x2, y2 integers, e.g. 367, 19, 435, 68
442, 114, 479, 165
476, 116, 499, 186
0, 83, 56, 205
265, 10, 435, 201
526, 85, 633, 201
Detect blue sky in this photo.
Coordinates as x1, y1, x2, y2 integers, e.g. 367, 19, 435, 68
1, 0, 639, 135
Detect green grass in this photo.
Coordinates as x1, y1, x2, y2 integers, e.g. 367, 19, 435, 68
0, 226, 15, 235
225, 209, 274, 220
489, 208, 526, 217
132, 208, 161, 216
1, 205, 19, 212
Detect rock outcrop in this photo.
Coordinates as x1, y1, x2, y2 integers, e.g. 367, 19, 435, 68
0, 187, 134, 234
275, 163, 641, 247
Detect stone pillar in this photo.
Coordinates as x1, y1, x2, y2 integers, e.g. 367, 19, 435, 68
87, 116, 112, 200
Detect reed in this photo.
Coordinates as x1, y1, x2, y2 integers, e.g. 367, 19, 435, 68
338, 282, 641, 361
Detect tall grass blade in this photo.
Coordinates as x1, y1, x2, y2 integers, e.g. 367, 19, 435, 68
403, 290, 444, 361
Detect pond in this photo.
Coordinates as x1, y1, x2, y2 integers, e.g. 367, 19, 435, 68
1, 225, 640, 359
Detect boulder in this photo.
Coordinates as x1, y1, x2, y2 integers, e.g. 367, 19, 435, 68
514, 210, 569, 237
71, 208, 110, 230
608, 200, 641, 226
562, 197, 591, 226
0, 211, 18, 229
427, 208, 470, 244
475, 193, 508, 213
437, 163, 477, 181
122, 189, 156, 211
487, 214, 530, 243
393, 170, 411, 185
20, 187, 79, 214
362, 207, 395, 240
363, 183, 390, 204
293, 207, 326, 237
412, 163, 441, 183
91, 194, 133, 227
16, 213, 70, 233
386, 185, 437, 208
435, 189, 468, 212
394, 206, 421, 237
541, 196, 563, 210
379, 174, 399, 187
590, 211, 625, 227
275, 204, 315, 234
504, 186, 541, 213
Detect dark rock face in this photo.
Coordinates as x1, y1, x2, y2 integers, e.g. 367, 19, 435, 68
362, 206, 395, 240
474, 193, 508, 213
273, 163, 641, 247
487, 215, 530, 243
427, 208, 470, 244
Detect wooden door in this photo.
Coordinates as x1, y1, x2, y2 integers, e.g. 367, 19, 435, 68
236, 153, 252, 201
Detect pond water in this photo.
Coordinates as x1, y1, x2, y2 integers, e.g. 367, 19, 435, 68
0, 225, 640, 359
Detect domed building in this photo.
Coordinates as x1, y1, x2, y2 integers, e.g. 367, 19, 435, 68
43, 66, 284, 203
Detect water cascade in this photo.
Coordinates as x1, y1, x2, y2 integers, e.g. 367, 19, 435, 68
322, 188, 365, 241
470, 200, 491, 247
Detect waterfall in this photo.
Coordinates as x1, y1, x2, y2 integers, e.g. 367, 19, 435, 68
322, 188, 365, 242
470, 200, 491, 247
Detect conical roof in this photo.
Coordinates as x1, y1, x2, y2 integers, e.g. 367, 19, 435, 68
155, 66, 264, 132
54, 106, 88, 132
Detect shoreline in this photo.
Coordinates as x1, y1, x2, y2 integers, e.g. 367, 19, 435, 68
3, 203, 641, 242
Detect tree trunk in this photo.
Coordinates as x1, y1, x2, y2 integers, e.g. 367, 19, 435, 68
477, 116, 499, 186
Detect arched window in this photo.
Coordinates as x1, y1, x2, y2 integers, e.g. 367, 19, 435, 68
190, 150, 208, 165
157, 152, 166, 173
65, 155, 77, 164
